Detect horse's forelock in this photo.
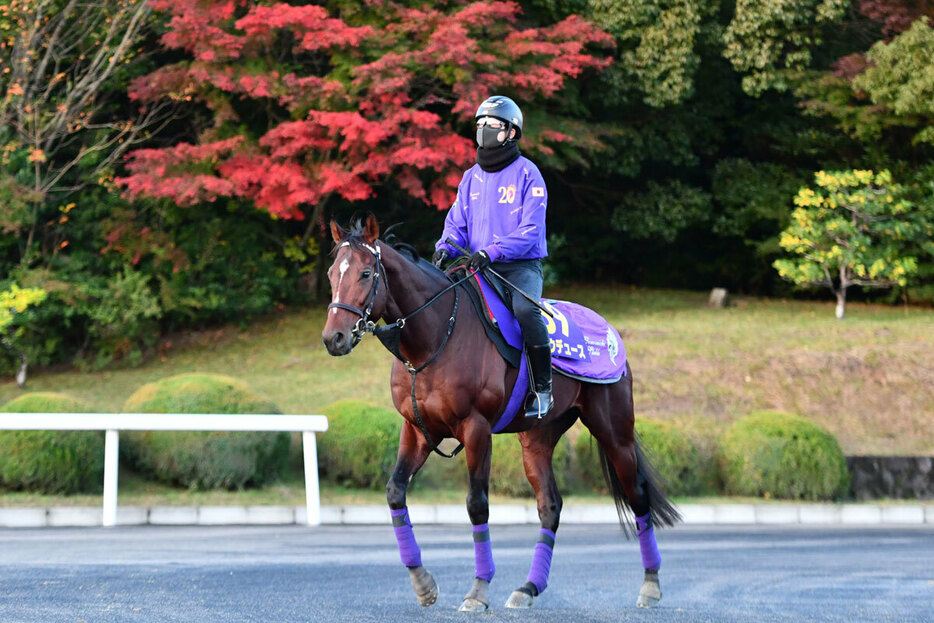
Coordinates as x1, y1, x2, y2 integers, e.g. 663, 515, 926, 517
330, 232, 369, 258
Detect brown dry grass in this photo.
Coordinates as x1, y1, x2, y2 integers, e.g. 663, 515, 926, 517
551, 286, 934, 455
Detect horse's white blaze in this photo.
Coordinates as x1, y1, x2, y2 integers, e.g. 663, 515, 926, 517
330, 257, 350, 314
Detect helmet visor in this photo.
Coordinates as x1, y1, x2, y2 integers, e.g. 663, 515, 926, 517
476, 116, 506, 130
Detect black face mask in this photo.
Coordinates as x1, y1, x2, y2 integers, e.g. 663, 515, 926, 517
476, 141, 520, 172
477, 125, 506, 149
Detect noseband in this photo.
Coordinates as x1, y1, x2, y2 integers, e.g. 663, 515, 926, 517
326, 240, 383, 347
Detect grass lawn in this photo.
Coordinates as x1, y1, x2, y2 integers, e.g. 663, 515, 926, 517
1, 285, 932, 507
3, 284, 930, 454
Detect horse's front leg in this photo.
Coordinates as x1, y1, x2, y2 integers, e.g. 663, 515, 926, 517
458, 415, 494, 612
386, 421, 437, 607
506, 427, 563, 609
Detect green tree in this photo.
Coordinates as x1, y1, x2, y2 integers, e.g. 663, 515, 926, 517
854, 17, 934, 146
722, 0, 849, 96
590, 0, 715, 108
0, 284, 46, 385
773, 169, 934, 318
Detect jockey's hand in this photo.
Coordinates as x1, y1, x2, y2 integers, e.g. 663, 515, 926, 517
468, 250, 491, 271
431, 249, 449, 268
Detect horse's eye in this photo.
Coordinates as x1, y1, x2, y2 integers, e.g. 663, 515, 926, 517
361, 270, 371, 280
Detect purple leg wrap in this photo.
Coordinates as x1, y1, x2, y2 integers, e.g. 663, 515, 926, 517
636, 513, 661, 570
526, 529, 556, 594
390, 507, 422, 567
472, 523, 495, 581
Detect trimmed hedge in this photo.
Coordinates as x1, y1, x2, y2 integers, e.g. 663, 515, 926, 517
121, 373, 289, 489
319, 400, 403, 490
718, 411, 849, 500
570, 426, 605, 493
317, 400, 468, 492
317, 400, 577, 497
0, 393, 104, 494
573, 418, 712, 496
490, 434, 572, 498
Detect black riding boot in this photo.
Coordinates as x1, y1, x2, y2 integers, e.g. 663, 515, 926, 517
524, 343, 554, 418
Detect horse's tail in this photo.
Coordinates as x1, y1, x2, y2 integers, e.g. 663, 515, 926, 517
598, 435, 682, 538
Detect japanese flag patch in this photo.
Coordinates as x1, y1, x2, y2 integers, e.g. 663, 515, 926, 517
532, 186, 545, 197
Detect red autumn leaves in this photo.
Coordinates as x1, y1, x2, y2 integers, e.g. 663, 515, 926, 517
119, 0, 612, 218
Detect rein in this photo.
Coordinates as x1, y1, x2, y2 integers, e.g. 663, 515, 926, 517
329, 239, 468, 458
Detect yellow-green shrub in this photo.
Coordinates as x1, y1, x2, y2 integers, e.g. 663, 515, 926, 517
489, 433, 572, 498
0, 393, 103, 494
317, 400, 573, 497
121, 374, 288, 489
319, 400, 403, 490
718, 411, 849, 500
573, 418, 712, 496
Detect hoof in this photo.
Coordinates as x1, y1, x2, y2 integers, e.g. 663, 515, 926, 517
408, 566, 438, 607
459, 578, 490, 612
458, 598, 489, 612
636, 570, 661, 608
504, 590, 534, 609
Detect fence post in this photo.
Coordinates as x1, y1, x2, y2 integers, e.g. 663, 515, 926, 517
103, 429, 119, 527
302, 431, 321, 526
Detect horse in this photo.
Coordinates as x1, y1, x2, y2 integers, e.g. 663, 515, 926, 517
321, 214, 680, 611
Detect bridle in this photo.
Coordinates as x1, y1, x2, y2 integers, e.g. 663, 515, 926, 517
326, 238, 470, 458
326, 240, 384, 348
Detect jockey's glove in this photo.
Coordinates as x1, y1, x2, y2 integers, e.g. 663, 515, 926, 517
468, 250, 491, 271
432, 249, 449, 268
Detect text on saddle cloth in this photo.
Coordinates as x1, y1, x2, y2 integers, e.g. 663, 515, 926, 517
471, 273, 627, 382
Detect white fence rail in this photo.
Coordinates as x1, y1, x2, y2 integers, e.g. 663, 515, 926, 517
0, 413, 329, 527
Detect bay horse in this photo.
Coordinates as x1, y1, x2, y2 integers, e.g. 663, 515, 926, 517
321, 215, 680, 611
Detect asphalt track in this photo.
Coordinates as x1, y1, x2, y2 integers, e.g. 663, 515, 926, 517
1, 524, 932, 622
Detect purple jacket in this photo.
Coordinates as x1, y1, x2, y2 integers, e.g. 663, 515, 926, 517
435, 156, 548, 263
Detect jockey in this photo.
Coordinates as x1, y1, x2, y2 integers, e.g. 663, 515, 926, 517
432, 95, 553, 419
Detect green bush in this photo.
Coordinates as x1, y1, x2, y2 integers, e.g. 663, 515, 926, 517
489, 433, 572, 498
0, 393, 104, 494
121, 374, 289, 489
319, 400, 402, 490
572, 427, 607, 494
316, 400, 576, 497
573, 418, 712, 496
666, 415, 721, 494
318, 400, 469, 493
718, 411, 849, 500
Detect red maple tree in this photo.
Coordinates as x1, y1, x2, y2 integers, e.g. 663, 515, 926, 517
118, 0, 612, 226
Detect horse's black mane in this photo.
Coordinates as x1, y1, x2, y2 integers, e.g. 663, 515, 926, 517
333, 219, 448, 279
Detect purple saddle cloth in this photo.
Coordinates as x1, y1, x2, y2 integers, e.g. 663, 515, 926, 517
472, 274, 627, 432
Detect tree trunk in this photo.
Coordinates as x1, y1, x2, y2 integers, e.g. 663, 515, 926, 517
1, 336, 29, 387
835, 288, 846, 320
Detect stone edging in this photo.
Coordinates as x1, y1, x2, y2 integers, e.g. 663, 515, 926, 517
1, 503, 932, 528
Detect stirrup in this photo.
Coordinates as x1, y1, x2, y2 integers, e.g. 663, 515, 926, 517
524, 389, 553, 419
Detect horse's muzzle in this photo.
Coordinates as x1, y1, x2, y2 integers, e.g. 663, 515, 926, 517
321, 329, 353, 356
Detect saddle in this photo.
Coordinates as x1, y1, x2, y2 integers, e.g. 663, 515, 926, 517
395, 251, 627, 433
449, 266, 628, 385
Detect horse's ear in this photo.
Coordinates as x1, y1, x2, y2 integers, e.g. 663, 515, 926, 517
363, 213, 379, 244
330, 220, 345, 244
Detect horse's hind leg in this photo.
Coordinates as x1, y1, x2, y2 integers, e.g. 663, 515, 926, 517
579, 372, 680, 608
505, 413, 576, 609
386, 421, 438, 607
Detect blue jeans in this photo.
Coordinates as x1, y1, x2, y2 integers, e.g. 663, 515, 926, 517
491, 259, 548, 349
